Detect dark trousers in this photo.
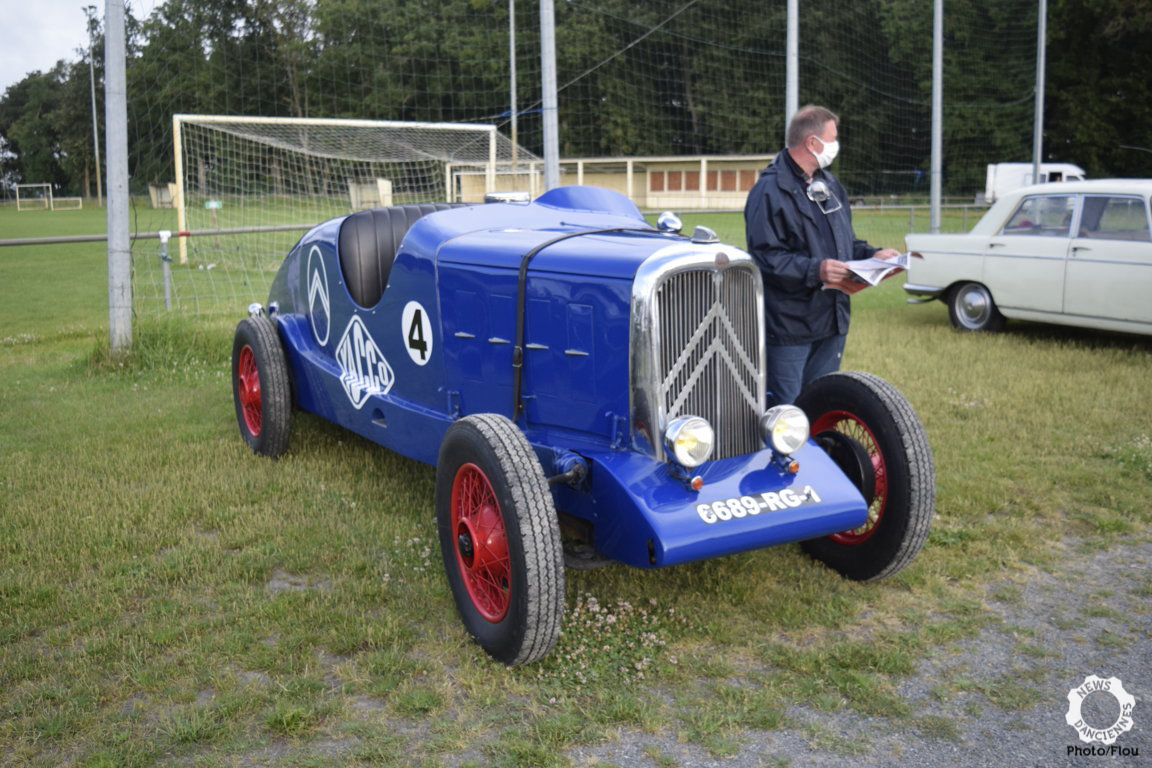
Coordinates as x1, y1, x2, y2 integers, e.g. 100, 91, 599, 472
763, 334, 846, 407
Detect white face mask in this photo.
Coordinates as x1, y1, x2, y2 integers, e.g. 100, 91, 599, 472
811, 137, 840, 169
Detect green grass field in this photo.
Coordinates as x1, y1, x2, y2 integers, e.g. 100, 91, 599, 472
1, 202, 1150, 766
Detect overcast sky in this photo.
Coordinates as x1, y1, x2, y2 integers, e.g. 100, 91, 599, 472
1, 0, 160, 98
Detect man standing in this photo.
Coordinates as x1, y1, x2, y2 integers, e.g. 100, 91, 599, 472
744, 105, 900, 407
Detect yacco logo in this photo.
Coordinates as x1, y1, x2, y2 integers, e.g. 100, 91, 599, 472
307, 246, 330, 346
336, 315, 394, 409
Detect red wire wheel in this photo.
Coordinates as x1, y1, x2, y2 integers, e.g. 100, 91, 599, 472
450, 463, 512, 622
236, 344, 263, 437
810, 409, 887, 546
231, 315, 292, 458
796, 371, 935, 582
435, 414, 564, 665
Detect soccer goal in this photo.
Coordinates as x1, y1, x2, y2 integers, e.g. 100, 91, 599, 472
171, 115, 528, 265
15, 183, 52, 211
52, 196, 83, 210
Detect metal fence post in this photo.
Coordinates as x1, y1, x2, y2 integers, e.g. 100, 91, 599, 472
159, 231, 173, 311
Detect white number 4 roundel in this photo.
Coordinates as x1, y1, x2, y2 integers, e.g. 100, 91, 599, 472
402, 301, 433, 366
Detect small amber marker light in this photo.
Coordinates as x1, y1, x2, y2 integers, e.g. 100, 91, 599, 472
788, 460, 800, 474
690, 476, 704, 491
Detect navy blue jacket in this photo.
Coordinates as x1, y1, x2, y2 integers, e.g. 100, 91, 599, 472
744, 152, 877, 345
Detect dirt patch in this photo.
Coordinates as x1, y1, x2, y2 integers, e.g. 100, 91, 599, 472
567, 536, 1151, 767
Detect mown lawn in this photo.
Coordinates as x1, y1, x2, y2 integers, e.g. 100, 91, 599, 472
1, 202, 1150, 767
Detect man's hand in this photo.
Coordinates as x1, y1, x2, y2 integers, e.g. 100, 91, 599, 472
818, 259, 869, 294
819, 259, 854, 283
822, 279, 869, 295
874, 248, 901, 260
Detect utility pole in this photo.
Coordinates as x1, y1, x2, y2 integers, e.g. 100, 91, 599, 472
84, 5, 103, 208
105, 0, 131, 349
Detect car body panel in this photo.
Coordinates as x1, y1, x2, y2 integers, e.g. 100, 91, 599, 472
551, 442, 868, 567
905, 179, 1152, 335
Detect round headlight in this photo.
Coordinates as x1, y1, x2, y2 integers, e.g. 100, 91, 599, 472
664, 416, 715, 468
760, 405, 810, 455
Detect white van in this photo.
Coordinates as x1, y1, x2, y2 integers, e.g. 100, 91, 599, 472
984, 162, 1086, 203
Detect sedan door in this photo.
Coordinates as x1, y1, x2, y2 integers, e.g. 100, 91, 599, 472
1064, 194, 1152, 325
983, 194, 1075, 314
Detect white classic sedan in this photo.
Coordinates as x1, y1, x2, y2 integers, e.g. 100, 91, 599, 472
904, 179, 1152, 335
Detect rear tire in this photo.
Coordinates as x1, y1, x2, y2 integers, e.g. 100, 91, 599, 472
796, 371, 934, 581
435, 414, 564, 665
231, 315, 292, 458
947, 282, 1004, 332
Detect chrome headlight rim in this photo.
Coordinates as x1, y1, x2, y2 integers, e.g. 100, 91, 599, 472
760, 405, 810, 456
664, 415, 715, 468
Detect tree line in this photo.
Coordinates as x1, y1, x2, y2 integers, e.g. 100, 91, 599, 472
2, 0, 1149, 201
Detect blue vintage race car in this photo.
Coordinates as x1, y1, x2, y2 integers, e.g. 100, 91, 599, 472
232, 186, 935, 665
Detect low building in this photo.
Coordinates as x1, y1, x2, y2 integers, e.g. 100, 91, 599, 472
453, 154, 775, 211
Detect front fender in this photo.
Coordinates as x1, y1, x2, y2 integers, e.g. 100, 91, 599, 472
551, 443, 869, 568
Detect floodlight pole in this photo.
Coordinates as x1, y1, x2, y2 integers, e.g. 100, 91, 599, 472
540, 0, 559, 190
84, 5, 102, 208
1031, 0, 1047, 183
930, 0, 943, 233
105, 0, 131, 349
509, 0, 518, 170
785, 0, 798, 145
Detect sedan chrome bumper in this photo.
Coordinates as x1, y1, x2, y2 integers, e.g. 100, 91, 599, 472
903, 282, 945, 303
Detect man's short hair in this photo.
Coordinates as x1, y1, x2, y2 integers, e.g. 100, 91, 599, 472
786, 105, 839, 149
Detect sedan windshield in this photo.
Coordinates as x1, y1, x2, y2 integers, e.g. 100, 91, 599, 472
1000, 195, 1075, 236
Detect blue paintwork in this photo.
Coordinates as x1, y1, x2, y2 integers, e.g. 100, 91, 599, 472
550, 442, 868, 567
261, 186, 870, 567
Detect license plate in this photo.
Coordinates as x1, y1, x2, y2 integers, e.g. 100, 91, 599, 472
695, 486, 822, 524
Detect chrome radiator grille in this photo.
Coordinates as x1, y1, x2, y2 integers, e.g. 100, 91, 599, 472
633, 251, 765, 462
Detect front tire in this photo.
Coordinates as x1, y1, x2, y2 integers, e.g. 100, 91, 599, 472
947, 282, 1004, 332
435, 414, 564, 665
231, 315, 292, 458
796, 371, 934, 581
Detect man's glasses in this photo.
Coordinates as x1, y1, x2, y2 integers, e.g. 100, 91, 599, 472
806, 179, 843, 214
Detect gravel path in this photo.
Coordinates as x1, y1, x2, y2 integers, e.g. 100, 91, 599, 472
567, 537, 1151, 767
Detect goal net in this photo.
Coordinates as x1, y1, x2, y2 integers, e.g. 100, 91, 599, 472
145, 116, 533, 317
15, 183, 52, 211
51, 196, 83, 211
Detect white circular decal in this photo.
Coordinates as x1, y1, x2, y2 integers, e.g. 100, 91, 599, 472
401, 301, 434, 366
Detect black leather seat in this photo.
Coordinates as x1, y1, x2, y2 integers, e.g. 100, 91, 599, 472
338, 203, 462, 307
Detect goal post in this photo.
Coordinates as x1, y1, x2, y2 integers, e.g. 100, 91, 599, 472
52, 196, 83, 210
172, 115, 525, 264
15, 183, 53, 211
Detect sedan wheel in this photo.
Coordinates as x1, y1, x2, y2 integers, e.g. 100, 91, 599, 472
948, 282, 1005, 332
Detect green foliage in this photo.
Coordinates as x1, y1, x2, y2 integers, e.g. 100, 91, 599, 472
1047, 0, 1152, 176
4, 0, 1151, 199
0, 66, 74, 191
